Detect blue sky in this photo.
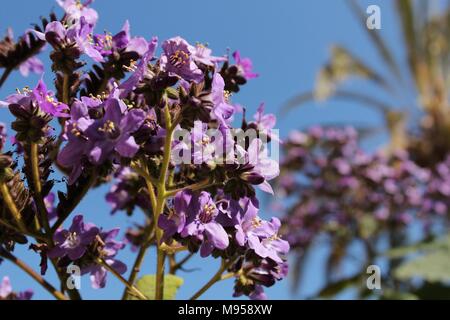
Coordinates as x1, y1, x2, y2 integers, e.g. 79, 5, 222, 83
0, 0, 401, 300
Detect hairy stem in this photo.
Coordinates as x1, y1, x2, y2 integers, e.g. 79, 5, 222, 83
0, 248, 67, 300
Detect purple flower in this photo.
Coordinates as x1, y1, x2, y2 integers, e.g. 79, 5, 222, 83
33, 18, 103, 62
57, 100, 95, 184
233, 259, 288, 300
57, 0, 98, 26
1, 79, 69, 118
58, 96, 146, 183
249, 103, 279, 141
32, 79, 70, 117
191, 43, 226, 67
232, 51, 259, 80
0, 277, 33, 300
92, 20, 148, 58
81, 228, 127, 289
159, 190, 229, 257
160, 36, 203, 83
119, 37, 158, 98
246, 138, 280, 194
172, 121, 234, 165
19, 56, 44, 77
106, 167, 151, 215
48, 215, 99, 260
44, 193, 58, 221
158, 189, 190, 242
84, 97, 146, 164
211, 73, 235, 126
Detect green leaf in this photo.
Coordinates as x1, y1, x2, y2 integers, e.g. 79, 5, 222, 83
131, 274, 184, 300
394, 251, 450, 283
385, 235, 450, 258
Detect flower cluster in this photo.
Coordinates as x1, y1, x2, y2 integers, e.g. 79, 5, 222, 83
49, 215, 126, 289
0, 0, 286, 300
159, 191, 289, 299
278, 126, 434, 250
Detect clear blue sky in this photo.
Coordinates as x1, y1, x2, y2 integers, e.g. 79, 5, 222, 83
0, 0, 401, 300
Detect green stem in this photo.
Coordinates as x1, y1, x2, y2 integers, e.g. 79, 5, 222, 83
0, 248, 67, 300
121, 242, 149, 300
190, 259, 235, 300
0, 182, 27, 233
62, 73, 70, 104
30, 143, 51, 234
165, 178, 214, 197
154, 100, 175, 300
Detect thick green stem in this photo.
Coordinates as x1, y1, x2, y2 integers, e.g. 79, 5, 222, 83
30, 143, 51, 234
62, 73, 70, 104
154, 101, 175, 300
0, 248, 67, 300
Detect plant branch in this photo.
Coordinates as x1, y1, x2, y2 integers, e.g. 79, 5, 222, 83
30, 143, 51, 234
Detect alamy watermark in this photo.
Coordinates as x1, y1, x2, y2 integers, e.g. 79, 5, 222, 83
366, 265, 382, 290
366, 5, 381, 30
171, 125, 280, 166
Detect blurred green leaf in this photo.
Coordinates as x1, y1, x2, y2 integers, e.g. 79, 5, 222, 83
385, 235, 450, 258
394, 250, 450, 283
131, 274, 184, 300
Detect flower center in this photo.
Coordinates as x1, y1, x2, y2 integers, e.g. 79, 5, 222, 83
98, 120, 120, 139
45, 95, 61, 109
169, 50, 190, 68
199, 203, 216, 223
223, 90, 232, 102
251, 217, 262, 228
65, 232, 81, 248
199, 135, 210, 146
